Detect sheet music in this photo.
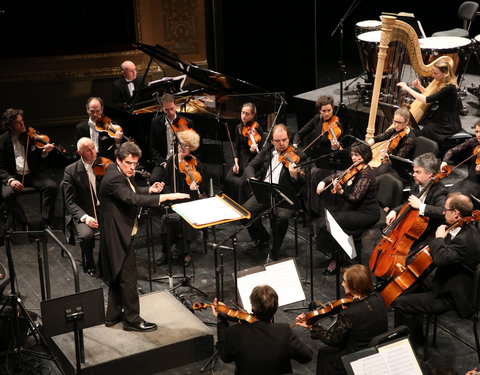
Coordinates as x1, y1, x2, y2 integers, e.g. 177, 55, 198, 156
325, 209, 356, 259
237, 258, 305, 313
350, 339, 422, 375
172, 196, 242, 226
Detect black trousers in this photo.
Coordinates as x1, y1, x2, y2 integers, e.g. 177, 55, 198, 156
73, 220, 96, 269
106, 238, 141, 324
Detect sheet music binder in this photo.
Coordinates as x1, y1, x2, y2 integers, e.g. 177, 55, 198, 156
341, 337, 422, 375
171, 193, 250, 229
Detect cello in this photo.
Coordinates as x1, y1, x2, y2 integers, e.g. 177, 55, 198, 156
369, 165, 452, 279
379, 210, 480, 306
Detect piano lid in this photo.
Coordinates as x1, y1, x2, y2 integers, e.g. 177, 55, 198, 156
134, 42, 267, 95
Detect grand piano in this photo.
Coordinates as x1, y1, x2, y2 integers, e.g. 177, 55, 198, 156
105, 42, 286, 165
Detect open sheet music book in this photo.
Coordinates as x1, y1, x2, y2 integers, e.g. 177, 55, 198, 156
236, 258, 306, 313
172, 194, 250, 229
343, 338, 422, 375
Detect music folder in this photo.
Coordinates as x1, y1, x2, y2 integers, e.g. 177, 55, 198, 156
342, 337, 422, 375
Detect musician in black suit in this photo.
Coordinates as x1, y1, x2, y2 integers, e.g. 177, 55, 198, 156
242, 123, 305, 261
0, 108, 58, 229
386, 152, 448, 251
213, 285, 313, 375
75, 97, 124, 161
394, 193, 480, 349
148, 93, 194, 183
98, 142, 188, 332
111, 60, 143, 108
62, 137, 101, 276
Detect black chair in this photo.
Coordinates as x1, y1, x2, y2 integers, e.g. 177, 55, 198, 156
432, 1, 479, 38
377, 174, 404, 213
368, 325, 410, 347
423, 263, 480, 362
442, 128, 474, 153
412, 136, 439, 159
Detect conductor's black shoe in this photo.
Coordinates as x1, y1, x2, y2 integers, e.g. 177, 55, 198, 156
156, 253, 167, 266
105, 314, 123, 327
123, 319, 157, 332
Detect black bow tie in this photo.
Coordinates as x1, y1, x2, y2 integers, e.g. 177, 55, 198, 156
126, 80, 133, 84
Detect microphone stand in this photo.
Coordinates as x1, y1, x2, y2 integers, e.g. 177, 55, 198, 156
331, 0, 364, 109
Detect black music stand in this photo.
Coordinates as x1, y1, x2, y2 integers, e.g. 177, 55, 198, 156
390, 154, 413, 185
40, 288, 105, 374
314, 150, 352, 171
248, 179, 300, 212
379, 102, 418, 129
0, 231, 65, 374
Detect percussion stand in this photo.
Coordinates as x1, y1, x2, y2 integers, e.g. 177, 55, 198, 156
331, 0, 364, 109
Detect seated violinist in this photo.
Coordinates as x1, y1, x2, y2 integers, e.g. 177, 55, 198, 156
313, 142, 380, 272
394, 193, 480, 352
0, 108, 58, 230
385, 152, 448, 252
212, 285, 313, 375
149, 93, 195, 184
75, 97, 124, 161
294, 264, 388, 375
62, 137, 103, 277
367, 107, 416, 182
223, 102, 263, 204
242, 123, 305, 261
441, 120, 480, 197
156, 129, 206, 266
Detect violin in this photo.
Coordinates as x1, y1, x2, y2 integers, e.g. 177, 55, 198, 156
331, 162, 366, 194
95, 116, 133, 142
474, 145, 480, 166
178, 155, 203, 197
322, 116, 342, 149
291, 297, 353, 327
192, 302, 257, 324
278, 146, 304, 175
92, 156, 113, 177
24, 127, 68, 155
379, 210, 480, 306
386, 129, 407, 156
241, 121, 261, 153
169, 117, 190, 133
369, 165, 452, 279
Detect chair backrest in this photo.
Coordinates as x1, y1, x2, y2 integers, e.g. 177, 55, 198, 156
459, 1, 479, 26
412, 136, 439, 159
377, 173, 403, 209
368, 325, 410, 347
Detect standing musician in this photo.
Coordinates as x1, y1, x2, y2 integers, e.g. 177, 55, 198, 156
385, 152, 448, 252
223, 102, 263, 204
314, 142, 380, 272
149, 93, 195, 184
394, 193, 480, 350
294, 265, 388, 375
212, 285, 313, 375
0, 108, 58, 230
156, 130, 206, 266
242, 123, 305, 261
367, 106, 416, 181
441, 121, 480, 197
75, 97, 124, 161
397, 57, 462, 144
111, 60, 143, 108
63, 137, 102, 277
98, 142, 188, 332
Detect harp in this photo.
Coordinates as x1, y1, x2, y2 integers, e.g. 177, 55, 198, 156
364, 15, 454, 141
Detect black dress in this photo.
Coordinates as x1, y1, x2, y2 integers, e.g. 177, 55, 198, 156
310, 293, 388, 375
420, 84, 462, 143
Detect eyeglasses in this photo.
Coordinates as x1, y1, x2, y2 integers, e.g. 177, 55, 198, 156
443, 207, 455, 213
393, 120, 407, 125
272, 138, 288, 144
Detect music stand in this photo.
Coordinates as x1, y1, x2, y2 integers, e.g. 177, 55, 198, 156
314, 150, 352, 171
247, 179, 300, 212
389, 155, 413, 186
379, 102, 418, 129
40, 288, 105, 374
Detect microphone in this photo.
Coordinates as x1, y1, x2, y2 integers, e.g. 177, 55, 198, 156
344, 134, 370, 147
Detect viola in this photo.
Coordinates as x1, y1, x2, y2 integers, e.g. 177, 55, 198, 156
331, 162, 366, 194
95, 116, 133, 142
169, 117, 190, 133
178, 155, 203, 198
322, 116, 342, 149
291, 297, 353, 327
241, 121, 261, 153
474, 145, 480, 166
386, 129, 407, 155
379, 210, 480, 306
192, 302, 257, 324
92, 156, 113, 177
278, 146, 304, 175
24, 127, 68, 155
369, 165, 452, 279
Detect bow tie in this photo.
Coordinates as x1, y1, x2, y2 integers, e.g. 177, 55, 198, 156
126, 80, 133, 84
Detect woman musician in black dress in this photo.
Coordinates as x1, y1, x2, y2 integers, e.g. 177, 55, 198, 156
223, 102, 263, 204
367, 106, 416, 182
